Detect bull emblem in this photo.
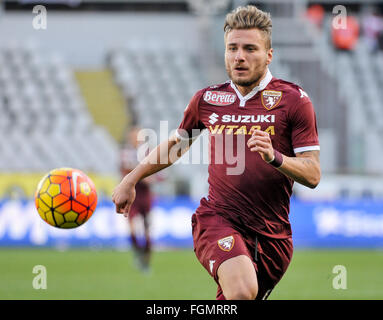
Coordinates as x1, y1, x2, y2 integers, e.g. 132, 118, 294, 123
218, 236, 235, 252
261, 90, 282, 110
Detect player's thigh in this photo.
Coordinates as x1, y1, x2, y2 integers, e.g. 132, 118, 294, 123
128, 208, 139, 232
217, 254, 258, 300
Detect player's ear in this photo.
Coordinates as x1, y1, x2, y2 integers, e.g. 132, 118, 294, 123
266, 47, 273, 65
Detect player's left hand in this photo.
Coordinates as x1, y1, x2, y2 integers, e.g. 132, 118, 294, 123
247, 129, 274, 162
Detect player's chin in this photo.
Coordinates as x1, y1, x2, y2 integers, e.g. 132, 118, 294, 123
232, 77, 257, 87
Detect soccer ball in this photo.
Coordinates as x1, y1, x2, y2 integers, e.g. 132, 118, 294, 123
35, 168, 98, 229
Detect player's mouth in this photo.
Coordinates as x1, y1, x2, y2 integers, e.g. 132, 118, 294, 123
234, 66, 248, 73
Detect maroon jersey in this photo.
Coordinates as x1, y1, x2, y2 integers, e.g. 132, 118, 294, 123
177, 70, 320, 239
120, 144, 139, 177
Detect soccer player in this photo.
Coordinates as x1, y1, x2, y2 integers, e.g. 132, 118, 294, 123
120, 127, 153, 272
113, 5, 321, 299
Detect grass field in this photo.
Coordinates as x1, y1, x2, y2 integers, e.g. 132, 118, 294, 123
1, 248, 383, 300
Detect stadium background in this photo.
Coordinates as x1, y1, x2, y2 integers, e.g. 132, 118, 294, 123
1, 0, 383, 300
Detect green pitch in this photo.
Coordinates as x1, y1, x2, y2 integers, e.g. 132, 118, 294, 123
1, 248, 383, 299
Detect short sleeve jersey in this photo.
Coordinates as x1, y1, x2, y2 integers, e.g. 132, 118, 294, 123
177, 70, 320, 238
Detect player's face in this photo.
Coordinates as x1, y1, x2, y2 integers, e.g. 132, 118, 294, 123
127, 127, 140, 148
225, 28, 273, 93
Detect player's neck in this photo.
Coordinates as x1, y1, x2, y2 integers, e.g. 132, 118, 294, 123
236, 85, 256, 97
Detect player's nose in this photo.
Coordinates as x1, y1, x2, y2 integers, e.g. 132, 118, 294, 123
234, 48, 245, 62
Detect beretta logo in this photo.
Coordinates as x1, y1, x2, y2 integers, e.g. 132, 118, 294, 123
203, 91, 236, 106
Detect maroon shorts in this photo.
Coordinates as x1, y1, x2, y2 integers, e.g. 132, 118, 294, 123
129, 199, 151, 220
191, 210, 293, 300
129, 183, 152, 220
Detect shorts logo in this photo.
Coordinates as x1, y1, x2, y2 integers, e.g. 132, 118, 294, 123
261, 90, 282, 110
209, 260, 216, 274
218, 235, 235, 252
204, 91, 236, 106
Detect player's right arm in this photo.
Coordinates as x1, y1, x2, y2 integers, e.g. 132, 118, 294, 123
112, 134, 193, 216
113, 89, 205, 216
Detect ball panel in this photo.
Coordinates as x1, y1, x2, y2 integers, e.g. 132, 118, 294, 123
49, 175, 67, 184
60, 179, 72, 198
37, 207, 46, 220
60, 222, 79, 229
64, 210, 79, 223
72, 201, 87, 214
37, 197, 51, 213
47, 183, 60, 197
53, 194, 70, 208
39, 193, 52, 208
74, 193, 89, 208
90, 200, 97, 213
55, 200, 71, 214
86, 210, 95, 222
45, 210, 57, 227
50, 168, 71, 177
89, 192, 97, 207
76, 211, 89, 225
53, 211, 65, 226
39, 177, 51, 194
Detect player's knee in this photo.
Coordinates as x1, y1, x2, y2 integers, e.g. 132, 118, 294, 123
224, 282, 258, 300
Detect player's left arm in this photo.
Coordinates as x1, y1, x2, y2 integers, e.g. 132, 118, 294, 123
277, 149, 321, 188
247, 130, 321, 189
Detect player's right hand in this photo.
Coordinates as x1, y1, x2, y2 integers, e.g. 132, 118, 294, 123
112, 179, 136, 217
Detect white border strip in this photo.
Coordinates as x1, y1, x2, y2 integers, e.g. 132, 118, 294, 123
294, 145, 320, 154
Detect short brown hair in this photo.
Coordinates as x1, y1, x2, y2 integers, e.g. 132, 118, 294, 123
224, 5, 272, 49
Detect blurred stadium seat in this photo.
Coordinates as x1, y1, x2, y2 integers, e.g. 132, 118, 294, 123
0, 45, 119, 174
107, 44, 207, 132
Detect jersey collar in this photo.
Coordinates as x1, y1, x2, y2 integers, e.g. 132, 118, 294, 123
230, 68, 273, 107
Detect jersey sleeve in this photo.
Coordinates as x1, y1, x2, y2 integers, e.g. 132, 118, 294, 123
176, 90, 206, 140
289, 93, 320, 154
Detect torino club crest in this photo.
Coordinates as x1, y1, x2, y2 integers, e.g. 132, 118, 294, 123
261, 90, 282, 110
218, 235, 235, 252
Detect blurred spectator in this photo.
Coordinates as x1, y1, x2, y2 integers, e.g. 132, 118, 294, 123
331, 15, 360, 51
362, 6, 383, 53
305, 4, 325, 29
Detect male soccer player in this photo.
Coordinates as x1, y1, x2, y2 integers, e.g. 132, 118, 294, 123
113, 5, 321, 300
120, 127, 153, 272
